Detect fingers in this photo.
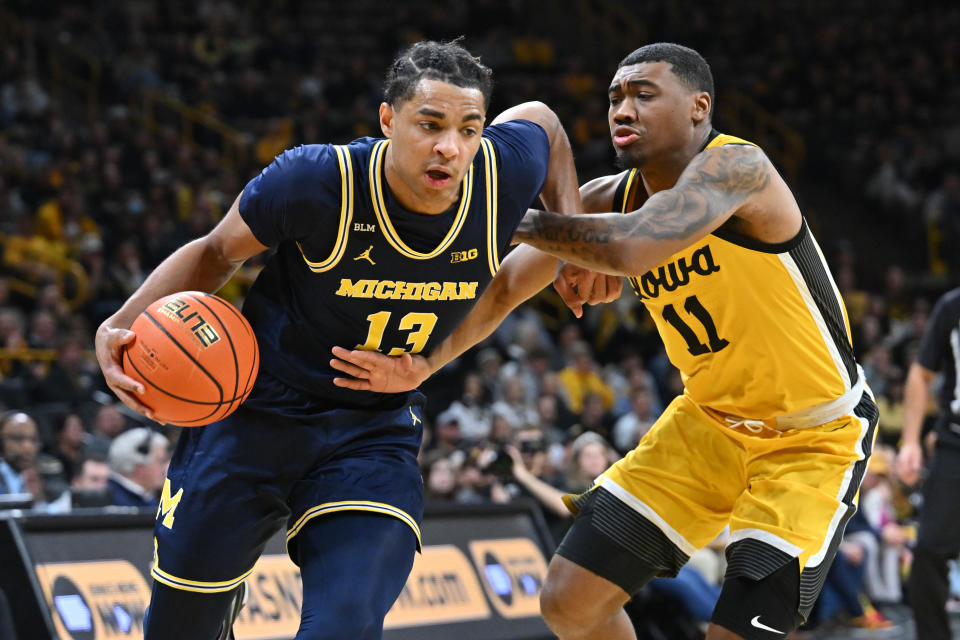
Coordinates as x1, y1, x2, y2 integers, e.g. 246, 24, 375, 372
331, 346, 385, 367
332, 376, 372, 390
103, 364, 146, 396
602, 275, 624, 302
329, 357, 370, 380
553, 274, 584, 318
584, 272, 606, 305
111, 385, 156, 421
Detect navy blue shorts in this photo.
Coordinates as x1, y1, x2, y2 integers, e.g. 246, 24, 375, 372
150, 396, 424, 593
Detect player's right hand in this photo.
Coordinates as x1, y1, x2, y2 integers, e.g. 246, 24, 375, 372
94, 323, 156, 420
330, 347, 430, 393
896, 441, 923, 487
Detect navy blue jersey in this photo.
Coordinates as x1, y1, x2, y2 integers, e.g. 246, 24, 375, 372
238, 120, 549, 413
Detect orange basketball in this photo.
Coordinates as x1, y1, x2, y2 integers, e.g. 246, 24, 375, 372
122, 291, 259, 426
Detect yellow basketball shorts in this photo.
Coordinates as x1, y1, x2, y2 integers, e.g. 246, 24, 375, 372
564, 389, 878, 619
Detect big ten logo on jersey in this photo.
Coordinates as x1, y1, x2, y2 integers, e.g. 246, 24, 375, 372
450, 248, 478, 264
630, 244, 720, 300
467, 538, 548, 619
158, 297, 221, 347
232, 555, 303, 640
35, 560, 151, 640
384, 544, 491, 629
353, 222, 376, 232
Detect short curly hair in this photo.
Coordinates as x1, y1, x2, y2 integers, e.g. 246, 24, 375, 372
384, 39, 494, 109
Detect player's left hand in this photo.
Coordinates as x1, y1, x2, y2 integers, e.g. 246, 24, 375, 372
330, 347, 430, 393
554, 262, 623, 318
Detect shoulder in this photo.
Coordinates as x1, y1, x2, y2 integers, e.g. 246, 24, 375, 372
580, 172, 629, 213
483, 120, 549, 156
343, 136, 384, 157
698, 140, 768, 166
694, 142, 773, 185
481, 120, 550, 199
932, 288, 960, 318
253, 144, 341, 186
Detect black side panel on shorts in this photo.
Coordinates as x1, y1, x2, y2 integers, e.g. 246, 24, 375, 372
725, 539, 793, 581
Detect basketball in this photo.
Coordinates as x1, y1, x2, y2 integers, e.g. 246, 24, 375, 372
122, 291, 259, 427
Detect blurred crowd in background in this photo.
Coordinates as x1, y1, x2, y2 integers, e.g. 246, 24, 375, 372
2, 0, 959, 636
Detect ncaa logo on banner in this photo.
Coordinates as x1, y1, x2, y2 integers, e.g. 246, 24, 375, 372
467, 538, 548, 618
35, 560, 150, 639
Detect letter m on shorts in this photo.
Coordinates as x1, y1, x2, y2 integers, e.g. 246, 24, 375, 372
156, 478, 184, 530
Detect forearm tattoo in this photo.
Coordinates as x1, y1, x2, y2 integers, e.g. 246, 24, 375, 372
515, 146, 770, 270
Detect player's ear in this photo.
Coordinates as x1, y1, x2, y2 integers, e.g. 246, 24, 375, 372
692, 92, 710, 125
379, 102, 395, 138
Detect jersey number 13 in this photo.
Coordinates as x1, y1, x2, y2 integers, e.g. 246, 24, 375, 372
356, 311, 438, 355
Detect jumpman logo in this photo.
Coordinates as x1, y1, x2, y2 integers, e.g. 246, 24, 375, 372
409, 406, 421, 427
354, 245, 375, 265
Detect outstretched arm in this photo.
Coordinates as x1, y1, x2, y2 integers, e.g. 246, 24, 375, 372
514, 144, 775, 276
95, 194, 267, 416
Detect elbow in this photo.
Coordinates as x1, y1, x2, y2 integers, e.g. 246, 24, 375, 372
487, 275, 521, 314
197, 235, 238, 272
522, 101, 562, 139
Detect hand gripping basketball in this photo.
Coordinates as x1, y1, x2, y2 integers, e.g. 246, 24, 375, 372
120, 292, 260, 426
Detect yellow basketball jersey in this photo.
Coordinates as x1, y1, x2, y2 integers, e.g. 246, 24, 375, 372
617, 133, 858, 420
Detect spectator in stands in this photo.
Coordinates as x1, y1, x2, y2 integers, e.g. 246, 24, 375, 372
566, 390, 613, 442
51, 411, 86, 481
612, 388, 659, 453
30, 337, 99, 404
0, 410, 39, 495
556, 340, 616, 414
440, 372, 492, 443
47, 454, 111, 512
490, 374, 537, 430
86, 401, 130, 456
854, 447, 910, 606
422, 451, 458, 503
809, 508, 895, 631
503, 430, 616, 542
106, 427, 169, 508
430, 409, 464, 457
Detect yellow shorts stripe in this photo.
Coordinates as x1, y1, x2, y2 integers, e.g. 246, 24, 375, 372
286, 500, 422, 551
151, 537, 254, 593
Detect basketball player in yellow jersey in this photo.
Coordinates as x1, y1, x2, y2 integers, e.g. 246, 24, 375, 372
512, 44, 877, 640
330, 43, 876, 640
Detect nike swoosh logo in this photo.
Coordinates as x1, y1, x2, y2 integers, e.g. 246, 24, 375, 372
750, 616, 784, 634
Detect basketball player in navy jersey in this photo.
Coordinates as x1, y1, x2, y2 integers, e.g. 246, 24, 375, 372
332, 43, 878, 640
94, 40, 616, 640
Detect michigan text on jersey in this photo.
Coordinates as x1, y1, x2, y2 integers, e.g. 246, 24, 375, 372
335, 279, 479, 301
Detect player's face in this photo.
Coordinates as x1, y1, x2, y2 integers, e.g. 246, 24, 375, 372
607, 61, 703, 168
380, 79, 486, 214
